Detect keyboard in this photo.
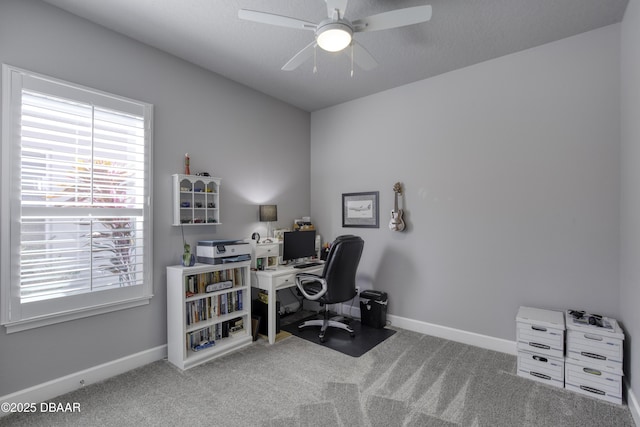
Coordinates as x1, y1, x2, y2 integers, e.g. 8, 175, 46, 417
293, 262, 322, 269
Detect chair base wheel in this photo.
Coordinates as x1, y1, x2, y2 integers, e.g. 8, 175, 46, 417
298, 317, 355, 342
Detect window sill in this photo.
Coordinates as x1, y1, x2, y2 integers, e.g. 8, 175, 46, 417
2, 295, 153, 334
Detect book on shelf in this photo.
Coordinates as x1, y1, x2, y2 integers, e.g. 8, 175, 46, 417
185, 289, 245, 325
192, 340, 214, 352
184, 266, 246, 299
221, 321, 229, 338
229, 317, 244, 335
188, 324, 216, 351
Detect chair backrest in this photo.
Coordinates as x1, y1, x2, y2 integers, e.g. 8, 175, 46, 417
320, 235, 364, 304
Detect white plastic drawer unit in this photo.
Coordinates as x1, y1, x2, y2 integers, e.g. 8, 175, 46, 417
565, 361, 622, 405
516, 306, 565, 359
517, 350, 564, 389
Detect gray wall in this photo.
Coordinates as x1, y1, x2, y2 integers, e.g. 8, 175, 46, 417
0, 0, 310, 396
311, 25, 621, 340
621, 0, 640, 403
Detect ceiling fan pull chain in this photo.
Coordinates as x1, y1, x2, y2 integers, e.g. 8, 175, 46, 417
350, 43, 354, 77
313, 44, 318, 74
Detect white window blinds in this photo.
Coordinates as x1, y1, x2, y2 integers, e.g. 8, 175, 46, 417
2, 65, 153, 331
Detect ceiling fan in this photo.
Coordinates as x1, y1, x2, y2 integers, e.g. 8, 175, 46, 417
238, 0, 432, 72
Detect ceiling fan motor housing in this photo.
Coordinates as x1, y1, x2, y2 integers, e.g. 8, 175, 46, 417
316, 19, 353, 52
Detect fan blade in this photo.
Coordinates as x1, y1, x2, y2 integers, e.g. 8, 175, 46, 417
345, 42, 378, 70
325, 0, 348, 20
352, 5, 432, 33
238, 9, 317, 31
282, 41, 318, 71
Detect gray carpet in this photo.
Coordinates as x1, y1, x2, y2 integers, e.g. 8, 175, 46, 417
2, 328, 635, 426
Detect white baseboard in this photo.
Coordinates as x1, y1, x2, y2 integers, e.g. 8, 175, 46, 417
387, 313, 517, 355
340, 303, 516, 355
0, 345, 167, 416
627, 381, 640, 427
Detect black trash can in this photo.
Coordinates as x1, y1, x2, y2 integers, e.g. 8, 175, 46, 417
359, 290, 388, 328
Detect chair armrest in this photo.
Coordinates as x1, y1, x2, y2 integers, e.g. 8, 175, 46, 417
295, 273, 327, 301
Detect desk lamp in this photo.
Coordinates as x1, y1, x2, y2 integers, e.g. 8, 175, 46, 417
259, 204, 277, 243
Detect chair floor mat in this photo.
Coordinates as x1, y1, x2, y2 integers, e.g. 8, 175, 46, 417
281, 315, 396, 357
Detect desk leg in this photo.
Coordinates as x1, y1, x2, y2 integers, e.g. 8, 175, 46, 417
267, 290, 276, 344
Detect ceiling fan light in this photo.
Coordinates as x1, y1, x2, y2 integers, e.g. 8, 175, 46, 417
316, 24, 352, 52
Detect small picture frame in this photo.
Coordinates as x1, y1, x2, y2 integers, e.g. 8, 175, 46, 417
342, 191, 379, 228
273, 228, 289, 241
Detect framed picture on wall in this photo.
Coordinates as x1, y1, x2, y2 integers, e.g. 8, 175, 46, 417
342, 191, 379, 228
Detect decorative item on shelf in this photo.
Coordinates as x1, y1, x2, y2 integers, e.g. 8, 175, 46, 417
293, 217, 315, 231
259, 204, 277, 243
389, 182, 406, 232
251, 232, 261, 244
184, 153, 190, 175
181, 225, 196, 267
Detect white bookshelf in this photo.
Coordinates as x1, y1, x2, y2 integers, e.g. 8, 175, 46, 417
166, 261, 252, 370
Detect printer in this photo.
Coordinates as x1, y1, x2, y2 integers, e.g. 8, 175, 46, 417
197, 240, 251, 264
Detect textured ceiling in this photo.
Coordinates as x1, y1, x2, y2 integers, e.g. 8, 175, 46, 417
42, 0, 629, 112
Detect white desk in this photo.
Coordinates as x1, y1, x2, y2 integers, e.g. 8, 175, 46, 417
252, 263, 323, 344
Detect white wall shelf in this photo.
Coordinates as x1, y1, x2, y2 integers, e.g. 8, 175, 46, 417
172, 174, 221, 226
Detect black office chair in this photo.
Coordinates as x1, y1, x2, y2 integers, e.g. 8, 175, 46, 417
295, 235, 364, 342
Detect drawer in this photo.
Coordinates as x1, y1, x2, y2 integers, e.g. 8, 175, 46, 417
273, 274, 296, 289
517, 351, 564, 388
517, 323, 564, 358
255, 244, 279, 258
566, 330, 623, 367
565, 361, 622, 405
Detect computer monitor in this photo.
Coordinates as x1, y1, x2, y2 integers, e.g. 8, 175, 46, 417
282, 230, 316, 263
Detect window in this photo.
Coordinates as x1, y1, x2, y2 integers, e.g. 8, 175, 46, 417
1, 65, 153, 332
